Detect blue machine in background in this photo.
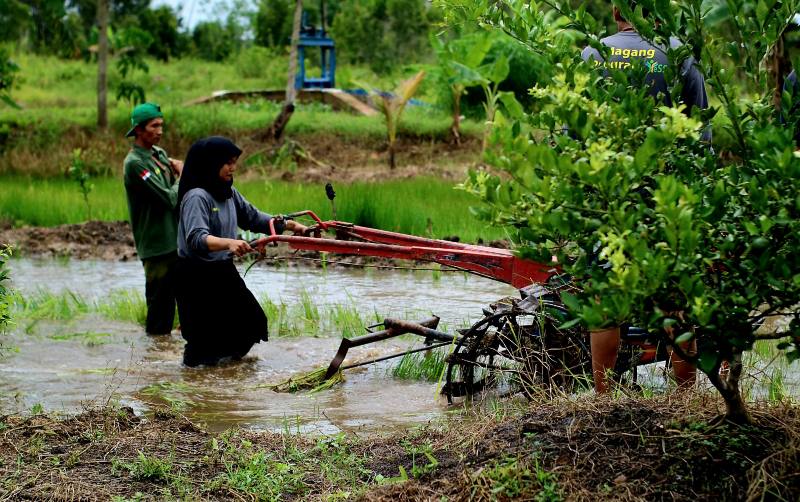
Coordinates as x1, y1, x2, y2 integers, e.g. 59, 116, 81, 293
295, 12, 336, 90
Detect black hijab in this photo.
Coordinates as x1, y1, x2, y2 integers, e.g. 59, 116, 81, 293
178, 136, 242, 203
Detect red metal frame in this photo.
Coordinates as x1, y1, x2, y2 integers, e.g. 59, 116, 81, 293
254, 210, 666, 376
253, 210, 557, 289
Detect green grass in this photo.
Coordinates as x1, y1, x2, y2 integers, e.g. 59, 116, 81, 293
0, 175, 505, 243
471, 456, 562, 501
7, 52, 443, 117
113, 451, 173, 482
0, 54, 481, 177
206, 430, 371, 498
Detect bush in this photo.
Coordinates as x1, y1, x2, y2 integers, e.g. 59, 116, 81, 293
234, 46, 285, 80
453, 0, 800, 423
0, 246, 13, 346
192, 21, 238, 62
330, 0, 432, 73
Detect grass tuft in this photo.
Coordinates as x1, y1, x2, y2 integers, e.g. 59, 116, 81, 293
113, 451, 173, 482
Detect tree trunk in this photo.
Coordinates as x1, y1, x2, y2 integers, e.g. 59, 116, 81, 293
705, 352, 753, 425
96, 0, 109, 130
451, 88, 461, 146
267, 0, 303, 141
389, 144, 396, 170
770, 33, 788, 110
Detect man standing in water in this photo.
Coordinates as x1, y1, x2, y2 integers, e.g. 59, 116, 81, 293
581, 3, 709, 393
123, 103, 183, 335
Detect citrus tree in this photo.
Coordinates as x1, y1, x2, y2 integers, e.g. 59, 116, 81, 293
444, 0, 800, 423
0, 48, 19, 109
0, 246, 13, 349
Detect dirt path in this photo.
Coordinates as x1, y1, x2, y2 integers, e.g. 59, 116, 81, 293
0, 220, 138, 261
0, 395, 796, 501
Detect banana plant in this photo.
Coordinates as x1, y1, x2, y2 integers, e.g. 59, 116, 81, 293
363, 71, 426, 169
451, 54, 523, 153
431, 33, 494, 144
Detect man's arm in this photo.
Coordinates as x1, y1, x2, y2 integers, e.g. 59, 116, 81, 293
125, 157, 180, 208
680, 58, 712, 142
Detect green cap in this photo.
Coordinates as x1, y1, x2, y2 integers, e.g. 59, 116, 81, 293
125, 102, 164, 138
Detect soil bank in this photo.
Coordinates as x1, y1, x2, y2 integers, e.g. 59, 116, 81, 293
0, 220, 506, 263
1, 394, 797, 501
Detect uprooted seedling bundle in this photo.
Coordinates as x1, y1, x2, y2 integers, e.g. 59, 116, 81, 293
264, 367, 344, 393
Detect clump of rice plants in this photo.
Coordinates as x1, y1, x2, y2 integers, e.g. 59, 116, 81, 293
298, 289, 320, 332
12, 289, 89, 321
260, 297, 301, 337
329, 302, 367, 339
391, 346, 451, 382
95, 289, 146, 327
768, 368, 788, 403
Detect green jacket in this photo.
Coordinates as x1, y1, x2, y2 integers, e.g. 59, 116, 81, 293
123, 144, 180, 260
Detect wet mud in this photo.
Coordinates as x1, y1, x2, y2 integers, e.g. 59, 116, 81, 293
0, 219, 507, 263
2, 258, 516, 433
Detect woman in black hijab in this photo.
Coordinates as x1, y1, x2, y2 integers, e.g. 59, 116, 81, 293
175, 137, 308, 366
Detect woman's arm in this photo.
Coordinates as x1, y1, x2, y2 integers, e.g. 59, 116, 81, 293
284, 219, 309, 235
205, 235, 252, 257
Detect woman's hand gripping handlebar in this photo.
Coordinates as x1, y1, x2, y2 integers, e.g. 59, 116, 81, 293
248, 210, 325, 252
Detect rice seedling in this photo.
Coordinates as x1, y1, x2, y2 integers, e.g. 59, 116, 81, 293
260, 297, 301, 337
768, 368, 788, 403
391, 346, 451, 382
264, 367, 344, 393
50, 331, 113, 347
140, 381, 196, 411
329, 302, 367, 339
12, 289, 90, 321
298, 289, 320, 332
95, 290, 147, 327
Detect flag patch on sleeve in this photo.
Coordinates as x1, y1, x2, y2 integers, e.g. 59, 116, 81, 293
140, 170, 152, 181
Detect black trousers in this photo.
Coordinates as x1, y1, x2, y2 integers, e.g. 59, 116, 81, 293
175, 258, 268, 367
142, 251, 178, 335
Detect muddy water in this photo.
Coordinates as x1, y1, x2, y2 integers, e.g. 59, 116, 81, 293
2, 258, 516, 433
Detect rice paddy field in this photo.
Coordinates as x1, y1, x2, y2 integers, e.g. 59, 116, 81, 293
0, 49, 797, 502
0, 175, 506, 243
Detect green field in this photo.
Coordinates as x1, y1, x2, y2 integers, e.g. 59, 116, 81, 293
0, 176, 506, 243
0, 54, 482, 177
0, 52, 466, 136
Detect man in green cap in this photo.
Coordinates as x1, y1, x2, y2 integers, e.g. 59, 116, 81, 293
123, 102, 183, 335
